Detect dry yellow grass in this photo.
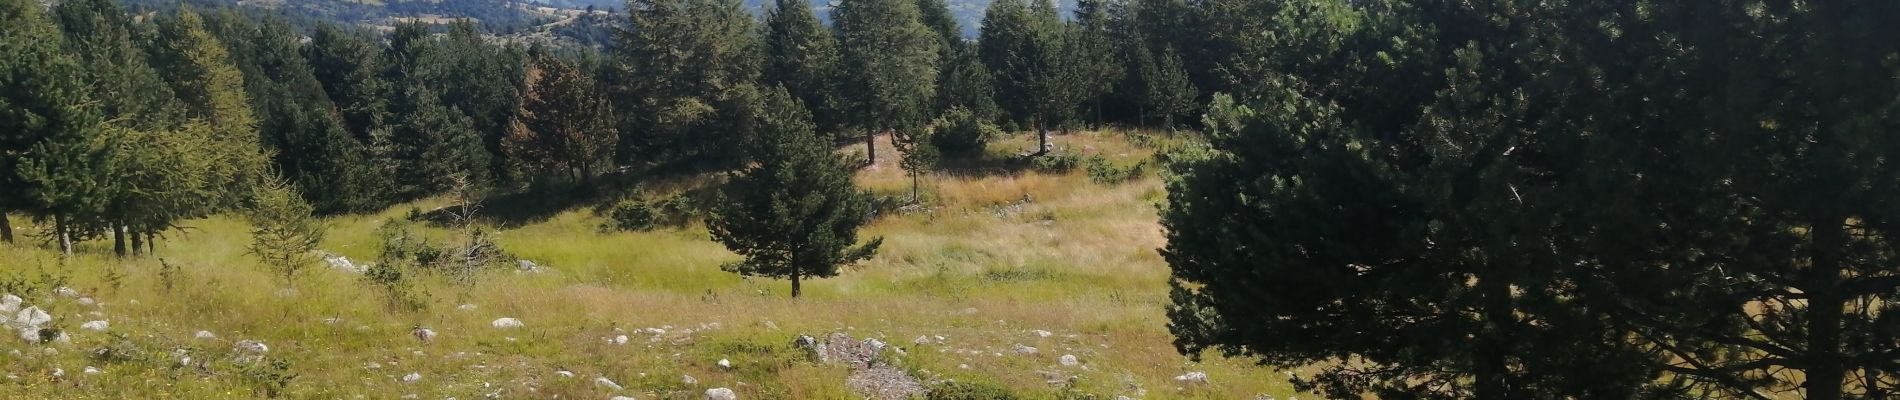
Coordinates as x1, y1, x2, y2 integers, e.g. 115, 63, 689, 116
0, 129, 1297, 399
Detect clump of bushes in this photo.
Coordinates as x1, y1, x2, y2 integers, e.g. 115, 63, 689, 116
928, 380, 1020, 400
600, 198, 660, 232
1084, 155, 1147, 184
1029, 150, 1080, 173
598, 189, 709, 232
931, 107, 1001, 157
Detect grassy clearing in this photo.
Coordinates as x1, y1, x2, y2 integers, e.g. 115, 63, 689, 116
0, 129, 1297, 399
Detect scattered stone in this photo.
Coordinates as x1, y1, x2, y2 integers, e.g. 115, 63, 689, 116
516, 260, 541, 272
913, 336, 931, 345
1174, 371, 1209, 385
1059, 354, 1080, 367
83, 366, 101, 375
822, 333, 885, 368
194, 330, 217, 340
51, 331, 70, 344
555, 370, 574, 378
792, 335, 827, 363
704, 387, 737, 400
681, 374, 698, 385
845, 365, 927, 400
402, 372, 422, 383
367, 362, 382, 369
456, 304, 477, 311
412, 327, 436, 343
75, 297, 95, 306
957, 364, 969, 369
1032, 330, 1053, 338
54, 287, 77, 297
80, 320, 108, 332
1013, 344, 1038, 355
16, 306, 51, 327
594, 377, 622, 391
610, 335, 628, 345
717, 358, 732, 369
51, 368, 63, 378
0, 294, 20, 313
234, 340, 269, 354
491, 318, 524, 329
321, 252, 366, 273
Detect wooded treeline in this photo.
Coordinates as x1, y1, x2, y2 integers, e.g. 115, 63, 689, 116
0, 0, 1226, 255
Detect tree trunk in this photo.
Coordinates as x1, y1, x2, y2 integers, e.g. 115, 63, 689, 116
911, 174, 920, 203
129, 229, 143, 256
1474, 280, 1515, 400
145, 232, 156, 255
55, 214, 72, 256
1037, 121, 1051, 155
790, 267, 802, 298
0, 213, 12, 243
1804, 216, 1847, 400
113, 225, 126, 258
865, 129, 877, 166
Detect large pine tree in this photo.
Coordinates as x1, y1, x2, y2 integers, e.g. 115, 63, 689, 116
613, 0, 761, 165
0, 0, 114, 252
710, 87, 881, 298
762, 0, 844, 137
834, 0, 940, 165
506, 52, 619, 186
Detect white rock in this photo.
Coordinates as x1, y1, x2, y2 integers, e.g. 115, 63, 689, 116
17, 327, 39, 343
958, 364, 970, 369
717, 359, 732, 369
517, 260, 540, 272
704, 387, 737, 400
866, 338, 888, 352
0, 294, 20, 313
1174, 371, 1209, 385
681, 374, 699, 385
913, 335, 932, 345
491, 318, 523, 328
83, 366, 101, 375
195, 330, 217, 340
1059, 354, 1080, 367
16, 306, 50, 327
80, 320, 108, 332
1014, 344, 1038, 355
555, 370, 574, 378
234, 340, 269, 353
1032, 330, 1053, 338
54, 287, 77, 297
75, 298, 94, 306
611, 335, 629, 345
594, 377, 622, 391
52, 332, 69, 344
367, 362, 382, 369
402, 372, 422, 383
51, 368, 63, 378
324, 254, 366, 273
457, 304, 477, 311
412, 328, 436, 343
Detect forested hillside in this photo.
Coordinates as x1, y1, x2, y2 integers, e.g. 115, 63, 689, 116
2, 0, 1898, 398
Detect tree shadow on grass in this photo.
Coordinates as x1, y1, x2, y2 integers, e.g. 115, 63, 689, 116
469, 160, 734, 229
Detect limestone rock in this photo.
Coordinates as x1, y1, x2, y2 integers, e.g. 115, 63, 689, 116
80, 320, 107, 332
704, 387, 737, 400
491, 318, 523, 329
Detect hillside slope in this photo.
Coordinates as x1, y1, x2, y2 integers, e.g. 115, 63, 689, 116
0, 130, 1296, 399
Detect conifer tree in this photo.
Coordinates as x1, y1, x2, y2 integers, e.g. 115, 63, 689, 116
834, 0, 940, 165
709, 87, 882, 298
980, 0, 1086, 154
0, 0, 113, 253
506, 52, 619, 186
149, 9, 271, 208
389, 82, 491, 197
247, 176, 324, 280
613, 0, 762, 164
763, 0, 844, 136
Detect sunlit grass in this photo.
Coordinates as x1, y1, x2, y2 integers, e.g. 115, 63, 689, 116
0, 129, 1298, 399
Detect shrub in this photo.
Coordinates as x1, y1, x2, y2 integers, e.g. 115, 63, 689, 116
931, 107, 1000, 157
1029, 151, 1080, 173
1084, 155, 1147, 184
600, 198, 659, 232
928, 380, 1020, 400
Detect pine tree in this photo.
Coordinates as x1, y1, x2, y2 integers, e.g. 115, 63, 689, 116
0, 0, 113, 253
304, 23, 392, 146
709, 87, 882, 298
1137, 45, 1195, 129
834, 0, 940, 165
613, 0, 762, 164
388, 82, 490, 198
247, 175, 324, 280
149, 9, 271, 209
762, 0, 844, 136
506, 52, 619, 186
980, 0, 1086, 154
